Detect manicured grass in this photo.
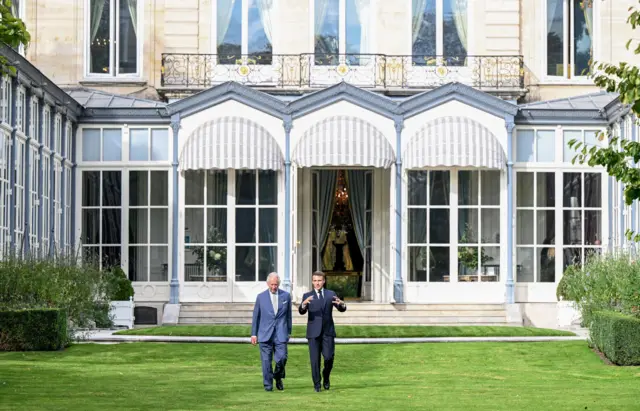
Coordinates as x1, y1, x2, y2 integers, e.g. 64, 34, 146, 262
114, 325, 576, 338
1, 342, 638, 410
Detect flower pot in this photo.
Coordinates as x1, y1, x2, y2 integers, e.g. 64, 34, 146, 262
109, 297, 135, 329
557, 300, 581, 328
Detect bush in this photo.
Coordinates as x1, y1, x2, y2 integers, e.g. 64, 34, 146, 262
556, 252, 640, 324
106, 266, 134, 301
0, 308, 68, 351
0, 254, 109, 329
590, 310, 640, 366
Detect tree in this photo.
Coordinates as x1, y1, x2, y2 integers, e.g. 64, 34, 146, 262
570, 3, 640, 240
0, 0, 30, 75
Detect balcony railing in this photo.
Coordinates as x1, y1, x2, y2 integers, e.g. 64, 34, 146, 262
161, 53, 524, 91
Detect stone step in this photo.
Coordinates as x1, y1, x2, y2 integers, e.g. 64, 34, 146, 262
179, 309, 507, 318
179, 303, 506, 312
179, 316, 509, 325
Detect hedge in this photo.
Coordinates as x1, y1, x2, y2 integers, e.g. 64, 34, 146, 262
590, 310, 640, 366
0, 308, 68, 351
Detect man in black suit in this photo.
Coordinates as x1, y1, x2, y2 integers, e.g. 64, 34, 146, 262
298, 271, 347, 392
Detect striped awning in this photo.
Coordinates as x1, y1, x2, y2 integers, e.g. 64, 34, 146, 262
403, 116, 507, 170
292, 116, 395, 168
179, 117, 283, 171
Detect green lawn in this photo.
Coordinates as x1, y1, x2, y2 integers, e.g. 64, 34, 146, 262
2, 342, 638, 410
114, 325, 576, 338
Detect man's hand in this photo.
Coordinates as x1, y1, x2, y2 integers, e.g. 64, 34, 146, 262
251, 336, 257, 346
303, 295, 314, 306
333, 296, 344, 306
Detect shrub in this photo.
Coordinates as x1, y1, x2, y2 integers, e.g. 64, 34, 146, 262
0, 253, 109, 329
105, 266, 135, 301
590, 310, 640, 366
0, 308, 68, 351
557, 252, 640, 324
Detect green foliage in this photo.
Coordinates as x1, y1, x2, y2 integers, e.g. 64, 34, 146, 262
0, 0, 31, 75
590, 310, 640, 366
0, 308, 67, 351
0, 254, 110, 329
105, 266, 135, 301
557, 252, 640, 325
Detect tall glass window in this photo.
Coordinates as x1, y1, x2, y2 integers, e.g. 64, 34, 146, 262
546, 0, 593, 78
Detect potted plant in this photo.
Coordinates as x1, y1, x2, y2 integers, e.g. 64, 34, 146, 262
457, 224, 490, 276
106, 266, 135, 329
191, 226, 227, 277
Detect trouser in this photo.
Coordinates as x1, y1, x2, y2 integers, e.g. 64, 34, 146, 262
308, 334, 335, 388
259, 340, 288, 389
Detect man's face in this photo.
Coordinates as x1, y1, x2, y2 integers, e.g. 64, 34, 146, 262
312, 275, 325, 290
267, 277, 280, 293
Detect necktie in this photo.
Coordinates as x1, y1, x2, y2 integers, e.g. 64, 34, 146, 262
318, 289, 323, 300
272, 292, 278, 315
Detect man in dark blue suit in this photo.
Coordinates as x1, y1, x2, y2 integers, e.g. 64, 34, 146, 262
298, 271, 347, 392
251, 272, 292, 392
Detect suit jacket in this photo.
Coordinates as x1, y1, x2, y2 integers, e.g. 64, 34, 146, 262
251, 289, 292, 343
298, 288, 347, 339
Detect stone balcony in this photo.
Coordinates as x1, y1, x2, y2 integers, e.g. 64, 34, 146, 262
160, 53, 525, 99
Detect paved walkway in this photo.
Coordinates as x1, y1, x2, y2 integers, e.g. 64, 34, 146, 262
77, 328, 589, 344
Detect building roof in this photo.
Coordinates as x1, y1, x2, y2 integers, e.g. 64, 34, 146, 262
63, 87, 167, 109
519, 91, 619, 111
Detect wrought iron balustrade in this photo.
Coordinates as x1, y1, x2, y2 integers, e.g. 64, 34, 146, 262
161, 53, 524, 91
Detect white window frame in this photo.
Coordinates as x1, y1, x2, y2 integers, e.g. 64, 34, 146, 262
84, 0, 143, 79
29, 97, 39, 141
65, 121, 73, 160
409, 0, 473, 57
43, 106, 51, 149
128, 127, 171, 162
41, 152, 51, 256
29, 144, 40, 254
0, 131, 10, 255
542, 0, 597, 83
211, 0, 275, 58
309, 0, 373, 56
16, 87, 25, 134
127, 169, 170, 282
64, 164, 73, 253
14, 138, 26, 253
54, 113, 62, 154
1, 76, 12, 125
53, 158, 63, 253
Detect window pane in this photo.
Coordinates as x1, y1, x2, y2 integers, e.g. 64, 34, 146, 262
516, 247, 534, 282
89, 0, 111, 74
185, 246, 204, 281
102, 246, 121, 269
102, 209, 121, 244
412, 0, 436, 59
563, 173, 581, 207
102, 171, 122, 206
205, 246, 227, 281
573, 0, 592, 76
408, 171, 427, 205
429, 209, 449, 244
584, 210, 601, 245
584, 130, 601, 147
207, 171, 227, 206
185, 208, 204, 243
128, 246, 148, 281
481, 246, 500, 281
247, 0, 272, 64
236, 208, 256, 243
537, 210, 556, 245
563, 130, 582, 162
517, 210, 533, 245
537, 172, 555, 207
103, 129, 122, 161
458, 170, 478, 205
259, 246, 277, 281
150, 209, 169, 244
129, 129, 149, 161
118, 0, 138, 74
82, 129, 101, 161
430, 171, 450, 205
315, 0, 339, 56
129, 170, 148, 206
217, 0, 242, 63
481, 171, 500, 205
584, 173, 601, 207
481, 209, 500, 244
563, 247, 582, 269
129, 209, 148, 244
516, 130, 535, 162
429, 247, 449, 282
82, 171, 100, 206
564, 210, 582, 245
236, 246, 256, 281
458, 208, 478, 243
442, 0, 467, 65
151, 129, 169, 161
82, 209, 100, 244
409, 209, 426, 244
547, 0, 564, 76
150, 171, 169, 206
236, 171, 256, 205
409, 246, 427, 282
185, 171, 205, 206
150, 246, 169, 281
536, 130, 555, 162
539, 245, 556, 282
516, 172, 534, 207
259, 208, 277, 243
206, 209, 227, 243
258, 170, 277, 205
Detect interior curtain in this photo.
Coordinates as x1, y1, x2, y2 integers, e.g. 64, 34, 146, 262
126, 0, 138, 35
412, 0, 427, 43
317, 170, 337, 256
217, 0, 238, 46
546, 0, 560, 30
582, 1, 593, 43
256, 0, 274, 44
314, 0, 330, 40
451, 0, 468, 52
346, 170, 367, 257
90, 0, 107, 41
351, 0, 370, 55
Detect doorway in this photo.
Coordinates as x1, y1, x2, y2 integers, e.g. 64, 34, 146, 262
311, 169, 372, 300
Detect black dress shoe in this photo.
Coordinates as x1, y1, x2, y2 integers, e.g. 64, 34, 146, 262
323, 380, 330, 390
275, 379, 284, 391
314, 386, 321, 392
265, 387, 273, 392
